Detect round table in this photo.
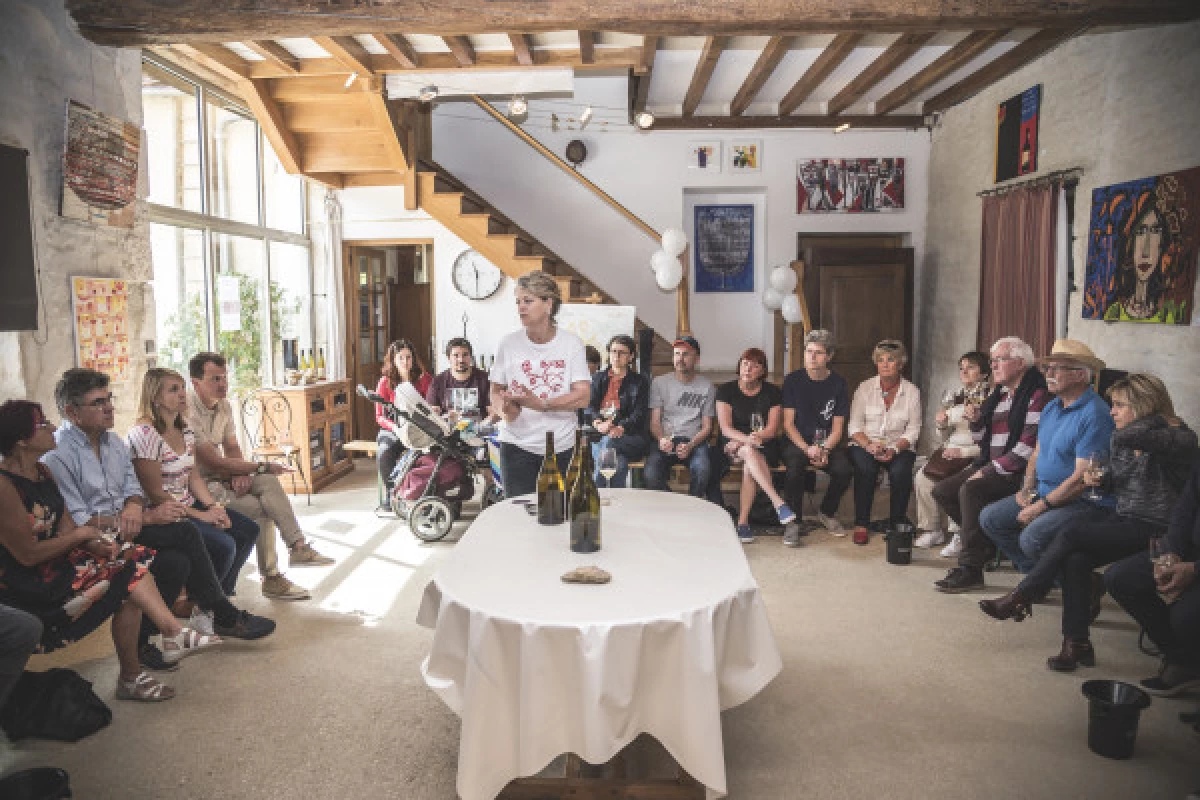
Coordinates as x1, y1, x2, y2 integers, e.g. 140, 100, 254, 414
416, 489, 782, 800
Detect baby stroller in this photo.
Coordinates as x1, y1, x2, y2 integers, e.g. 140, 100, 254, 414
357, 384, 499, 541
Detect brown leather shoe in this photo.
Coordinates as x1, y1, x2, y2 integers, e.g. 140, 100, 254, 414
979, 589, 1033, 621
1047, 637, 1095, 672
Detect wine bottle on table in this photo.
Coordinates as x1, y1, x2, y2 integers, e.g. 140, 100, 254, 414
317, 348, 327, 380
563, 430, 584, 517
536, 431, 565, 525
569, 444, 602, 553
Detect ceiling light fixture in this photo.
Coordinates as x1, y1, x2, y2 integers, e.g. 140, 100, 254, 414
634, 111, 655, 130
343, 72, 359, 89
418, 84, 439, 103
509, 95, 528, 116
834, 122, 852, 133
579, 106, 593, 129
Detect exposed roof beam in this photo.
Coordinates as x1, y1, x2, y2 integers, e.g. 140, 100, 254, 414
375, 33, 419, 68
508, 32, 534, 66
245, 46, 644, 78
636, 35, 658, 74
240, 79, 302, 173
655, 114, 927, 130
873, 29, 1009, 115
443, 35, 476, 67
175, 42, 251, 82
242, 40, 299, 74
578, 30, 595, 65
313, 36, 376, 75
70, 1, 1199, 45
148, 45, 243, 96
730, 35, 791, 117
925, 28, 1081, 112
778, 33, 861, 116
681, 36, 726, 118
826, 31, 933, 116
632, 37, 658, 114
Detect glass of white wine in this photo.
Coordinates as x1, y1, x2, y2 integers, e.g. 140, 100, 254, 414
1085, 452, 1108, 500
597, 445, 619, 496
749, 412, 765, 447
941, 388, 959, 411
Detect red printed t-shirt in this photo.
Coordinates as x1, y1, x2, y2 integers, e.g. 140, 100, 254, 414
490, 327, 590, 453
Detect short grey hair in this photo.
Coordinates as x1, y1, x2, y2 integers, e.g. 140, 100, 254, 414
872, 339, 908, 367
54, 368, 110, 414
991, 336, 1034, 367
804, 329, 836, 359
515, 270, 562, 318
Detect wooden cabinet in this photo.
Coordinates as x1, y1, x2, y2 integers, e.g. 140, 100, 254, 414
260, 380, 355, 495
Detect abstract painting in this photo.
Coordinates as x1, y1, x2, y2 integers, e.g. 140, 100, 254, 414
694, 205, 754, 292
61, 101, 139, 228
687, 141, 721, 172
71, 277, 131, 380
995, 85, 1041, 183
730, 140, 762, 172
796, 158, 904, 213
1083, 165, 1200, 325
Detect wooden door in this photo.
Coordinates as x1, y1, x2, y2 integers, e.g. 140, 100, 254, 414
346, 246, 389, 440
389, 282, 434, 372
800, 245, 913, 392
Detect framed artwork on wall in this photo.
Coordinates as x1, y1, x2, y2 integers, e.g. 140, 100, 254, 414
71, 276, 132, 381
61, 100, 139, 228
995, 85, 1041, 184
687, 141, 722, 172
796, 158, 904, 213
729, 140, 762, 172
1083, 164, 1200, 325
693, 204, 754, 292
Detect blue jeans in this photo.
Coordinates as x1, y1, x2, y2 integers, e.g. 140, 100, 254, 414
591, 433, 649, 489
192, 505, 260, 596
642, 439, 723, 505
978, 495, 1107, 574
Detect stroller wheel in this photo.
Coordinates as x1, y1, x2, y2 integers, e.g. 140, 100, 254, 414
408, 497, 455, 542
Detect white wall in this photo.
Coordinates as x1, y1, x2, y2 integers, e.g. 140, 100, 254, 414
923, 21, 1200, 427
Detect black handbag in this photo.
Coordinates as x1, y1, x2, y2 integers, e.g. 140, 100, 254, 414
0, 668, 112, 742
923, 448, 973, 482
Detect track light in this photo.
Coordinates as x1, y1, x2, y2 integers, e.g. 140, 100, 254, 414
343, 72, 358, 89
634, 111, 655, 130
834, 122, 852, 133
418, 84, 439, 103
509, 95, 528, 116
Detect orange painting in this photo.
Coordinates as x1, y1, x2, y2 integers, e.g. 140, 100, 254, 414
71, 277, 131, 380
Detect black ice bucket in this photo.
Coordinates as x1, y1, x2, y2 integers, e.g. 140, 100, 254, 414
1081, 679, 1152, 760
885, 521, 914, 565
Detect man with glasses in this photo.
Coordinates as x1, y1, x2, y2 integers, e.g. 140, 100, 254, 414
935, 337, 1050, 593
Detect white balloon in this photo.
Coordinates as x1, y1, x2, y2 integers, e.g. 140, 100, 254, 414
769, 266, 798, 294
762, 287, 785, 311
655, 259, 683, 291
651, 249, 676, 274
661, 228, 688, 257
780, 294, 803, 324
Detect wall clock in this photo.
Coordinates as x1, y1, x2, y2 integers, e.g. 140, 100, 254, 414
451, 249, 503, 300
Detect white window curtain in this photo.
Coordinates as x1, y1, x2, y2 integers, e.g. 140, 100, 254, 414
313, 189, 346, 380
1054, 187, 1069, 340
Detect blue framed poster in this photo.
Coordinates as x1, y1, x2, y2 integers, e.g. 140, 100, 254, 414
694, 204, 754, 292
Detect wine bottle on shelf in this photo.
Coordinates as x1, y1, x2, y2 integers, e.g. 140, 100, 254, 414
563, 430, 584, 517
536, 431, 565, 525
569, 443, 602, 553
301, 350, 311, 372
317, 348, 327, 380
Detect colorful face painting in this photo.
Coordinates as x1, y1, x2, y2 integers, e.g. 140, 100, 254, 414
1083, 165, 1200, 325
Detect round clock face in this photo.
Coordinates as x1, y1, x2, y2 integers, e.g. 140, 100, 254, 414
451, 249, 503, 300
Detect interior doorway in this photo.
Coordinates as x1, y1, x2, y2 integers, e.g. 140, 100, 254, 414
343, 240, 435, 440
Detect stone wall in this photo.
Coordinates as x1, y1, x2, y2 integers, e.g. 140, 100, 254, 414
0, 0, 150, 429
922, 21, 1200, 433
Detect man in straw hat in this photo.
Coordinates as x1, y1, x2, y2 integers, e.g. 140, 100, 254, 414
973, 339, 1116, 582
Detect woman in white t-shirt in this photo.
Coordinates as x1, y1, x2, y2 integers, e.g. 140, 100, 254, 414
128, 368, 259, 598
489, 271, 592, 498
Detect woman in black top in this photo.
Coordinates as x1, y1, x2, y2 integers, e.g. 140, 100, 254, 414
587, 335, 650, 488
980, 374, 1197, 671
715, 348, 795, 543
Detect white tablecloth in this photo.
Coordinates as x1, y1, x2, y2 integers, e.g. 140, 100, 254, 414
416, 490, 782, 800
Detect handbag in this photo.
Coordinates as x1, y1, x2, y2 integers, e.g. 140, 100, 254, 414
922, 448, 973, 482
0, 668, 112, 742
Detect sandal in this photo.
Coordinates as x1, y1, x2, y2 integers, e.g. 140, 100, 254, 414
116, 671, 176, 702
62, 580, 110, 621
159, 626, 222, 665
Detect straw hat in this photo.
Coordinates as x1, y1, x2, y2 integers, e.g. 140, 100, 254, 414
1037, 339, 1106, 373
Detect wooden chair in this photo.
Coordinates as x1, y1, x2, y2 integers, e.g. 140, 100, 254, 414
239, 387, 311, 505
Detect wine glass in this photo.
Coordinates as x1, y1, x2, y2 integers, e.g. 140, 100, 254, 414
940, 389, 959, 410
812, 427, 828, 449
1085, 452, 1108, 500
601, 402, 619, 421
1149, 535, 1181, 603
597, 446, 619, 495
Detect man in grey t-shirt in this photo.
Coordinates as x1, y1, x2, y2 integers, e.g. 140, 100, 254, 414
644, 336, 722, 504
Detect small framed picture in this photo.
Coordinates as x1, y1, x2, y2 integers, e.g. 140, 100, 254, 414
729, 140, 762, 173
687, 141, 722, 172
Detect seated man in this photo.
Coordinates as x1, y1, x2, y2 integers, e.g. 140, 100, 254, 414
0, 604, 41, 710
425, 337, 492, 418
43, 368, 274, 668
187, 353, 333, 602
780, 329, 853, 546
643, 337, 722, 505
1106, 462, 1200, 697
977, 340, 1114, 576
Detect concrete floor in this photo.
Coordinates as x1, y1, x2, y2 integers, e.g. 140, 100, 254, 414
3, 460, 1197, 798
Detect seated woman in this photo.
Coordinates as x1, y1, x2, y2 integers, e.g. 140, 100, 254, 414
846, 340, 922, 545
980, 374, 1197, 672
588, 335, 650, 489
375, 339, 434, 498
0, 400, 219, 702
913, 351, 990, 550
715, 348, 795, 544
128, 368, 259, 602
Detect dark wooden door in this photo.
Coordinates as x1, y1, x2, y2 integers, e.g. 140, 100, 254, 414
389, 282, 434, 373
346, 246, 388, 440
800, 245, 913, 392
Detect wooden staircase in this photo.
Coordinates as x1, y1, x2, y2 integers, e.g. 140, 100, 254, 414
415, 159, 673, 367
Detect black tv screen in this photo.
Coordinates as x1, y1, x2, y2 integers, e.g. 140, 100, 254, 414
0, 143, 39, 331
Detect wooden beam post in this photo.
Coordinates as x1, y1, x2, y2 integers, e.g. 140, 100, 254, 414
873, 29, 1008, 114
682, 36, 726, 118
924, 28, 1080, 112
826, 32, 932, 115
578, 30, 595, 65
786, 260, 812, 373
508, 32, 534, 66
730, 35, 791, 117
313, 35, 376, 76
240, 78, 303, 174
243, 40, 299, 74
778, 33, 861, 115
443, 35, 477, 67
376, 33, 419, 69
676, 248, 691, 338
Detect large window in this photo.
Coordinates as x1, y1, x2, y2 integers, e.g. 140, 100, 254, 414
143, 57, 314, 391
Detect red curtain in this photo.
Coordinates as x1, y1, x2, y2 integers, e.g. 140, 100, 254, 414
977, 184, 1058, 355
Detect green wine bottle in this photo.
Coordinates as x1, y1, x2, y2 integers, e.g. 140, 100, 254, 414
569, 443, 602, 553
562, 430, 584, 517
536, 431, 565, 525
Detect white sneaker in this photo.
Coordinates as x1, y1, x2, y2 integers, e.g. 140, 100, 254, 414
187, 608, 216, 637
817, 512, 846, 536
940, 533, 964, 559
914, 530, 946, 549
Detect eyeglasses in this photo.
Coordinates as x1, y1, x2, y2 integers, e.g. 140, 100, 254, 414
1042, 365, 1084, 374
989, 356, 1017, 365
78, 394, 115, 409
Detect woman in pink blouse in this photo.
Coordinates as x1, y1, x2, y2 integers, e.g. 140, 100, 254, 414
846, 340, 923, 545
375, 339, 434, 496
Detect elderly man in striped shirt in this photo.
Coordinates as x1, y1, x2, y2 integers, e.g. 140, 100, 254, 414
934, 337, 1049, 593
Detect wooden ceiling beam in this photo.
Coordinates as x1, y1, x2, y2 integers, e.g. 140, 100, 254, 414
681, 36, 726, 118
240, 78, 302, 173
245, 46, 643, 78
71, 1, 1200, 45
655, 114, 927, 130
174, 42, 251, 83
778, 33, 861, 115
632, 37, 658, 114
375, 33, 419, 68
730, 35, 791, 117
873, 28, 1009, 115
924, 27, 1081, 112
578, 30, 595, 65
313, 36, 377, 76
242, 40, 299, 74
148, 45, 244, 96
636, 35, 658, 74
508, 32, 534, 66
443, 35, 477, 67
826, 31, 933, 116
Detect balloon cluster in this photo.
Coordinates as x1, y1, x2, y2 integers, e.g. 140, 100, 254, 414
763, 266, 803, 324
650, 228, 686, 290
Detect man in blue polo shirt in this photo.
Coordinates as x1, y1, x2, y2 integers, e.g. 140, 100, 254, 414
975, 340, 1115, 579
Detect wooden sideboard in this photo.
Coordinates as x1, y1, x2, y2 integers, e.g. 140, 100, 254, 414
253, 380, 355, 495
